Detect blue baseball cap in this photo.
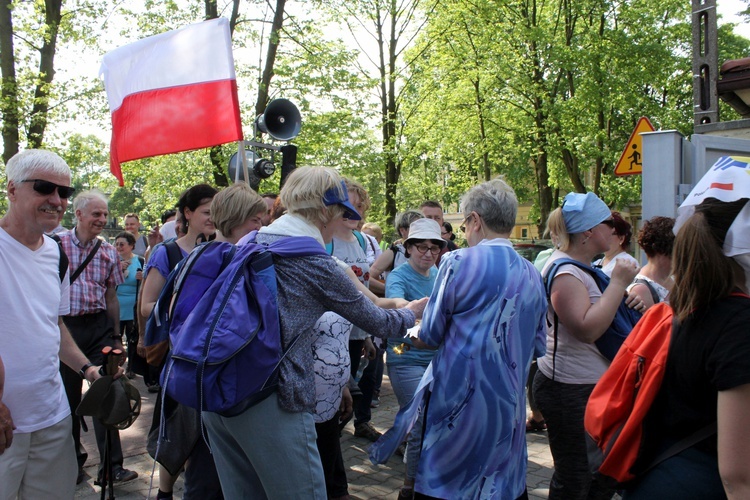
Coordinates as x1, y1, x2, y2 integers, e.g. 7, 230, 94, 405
561, 192, 610, 234
323, 181, 362, 220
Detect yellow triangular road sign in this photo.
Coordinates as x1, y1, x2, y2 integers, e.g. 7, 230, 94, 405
614, 117, 655, 176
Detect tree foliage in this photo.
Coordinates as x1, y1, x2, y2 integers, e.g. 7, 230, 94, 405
2, 0, 750, 239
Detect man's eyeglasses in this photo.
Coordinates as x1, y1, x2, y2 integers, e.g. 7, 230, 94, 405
20, 179, 75, 199
413, 244, 441, 256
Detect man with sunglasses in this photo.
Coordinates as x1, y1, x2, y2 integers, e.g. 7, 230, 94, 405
56, 190, 137, 486
0, 149, 110, 498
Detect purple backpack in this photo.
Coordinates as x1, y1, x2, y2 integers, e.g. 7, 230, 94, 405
163, 234, 327, 416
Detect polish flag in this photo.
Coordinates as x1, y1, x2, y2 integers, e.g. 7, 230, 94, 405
100, 18, 243, 186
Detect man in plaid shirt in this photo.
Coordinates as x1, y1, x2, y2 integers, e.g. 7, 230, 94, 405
58, 190, 138, 485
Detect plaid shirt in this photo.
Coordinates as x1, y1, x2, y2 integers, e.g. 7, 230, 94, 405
59, 229, 123, 316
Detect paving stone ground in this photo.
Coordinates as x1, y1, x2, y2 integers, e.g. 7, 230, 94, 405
75, 375, 553, 499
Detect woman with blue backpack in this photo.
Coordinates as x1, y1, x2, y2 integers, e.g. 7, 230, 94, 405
532, 192, 643, 500
200, 167, 426, 499
138, 183, 219, 500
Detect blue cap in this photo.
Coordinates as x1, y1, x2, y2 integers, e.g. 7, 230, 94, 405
323, 181, 362, 220
561, 192, 610, 234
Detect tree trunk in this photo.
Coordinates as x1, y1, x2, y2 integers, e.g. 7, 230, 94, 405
561, 148, 586, 193
255, 0, 286, 118
27, 0, 63, 150
0, 0, 19, 163
472, 79, 491, 181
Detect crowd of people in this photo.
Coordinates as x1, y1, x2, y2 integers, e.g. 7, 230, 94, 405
1, 148, 750, 500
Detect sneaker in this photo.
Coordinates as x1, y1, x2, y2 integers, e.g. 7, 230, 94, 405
147, 383, 161, 394
370, 397, 380, 408
113, 467, 138, 483
354, 422, 382, 442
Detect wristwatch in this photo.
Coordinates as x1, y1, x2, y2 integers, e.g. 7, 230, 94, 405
79, 362, 95, 379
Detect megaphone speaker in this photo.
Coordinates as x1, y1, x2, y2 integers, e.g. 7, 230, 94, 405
256, 98, 302, 141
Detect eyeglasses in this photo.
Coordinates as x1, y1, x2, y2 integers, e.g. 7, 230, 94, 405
20, 179, 75, 199
413, 244, 441, 256
459, 214, 473, 233
600, 219, 615, 228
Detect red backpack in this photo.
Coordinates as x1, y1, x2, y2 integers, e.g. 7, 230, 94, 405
584, 302, 683, 486
585, 295, 750, 486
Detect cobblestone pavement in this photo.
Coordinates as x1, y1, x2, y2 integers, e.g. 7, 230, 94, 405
75, 375, 553, 499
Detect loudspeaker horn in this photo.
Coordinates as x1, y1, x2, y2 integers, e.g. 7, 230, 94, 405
256, 98, 302, 141
228, 150, 276, 191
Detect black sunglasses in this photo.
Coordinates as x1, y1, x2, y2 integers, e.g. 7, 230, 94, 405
20, 179, 75, 199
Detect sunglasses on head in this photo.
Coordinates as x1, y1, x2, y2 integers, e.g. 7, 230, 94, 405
21, 179, 75, 199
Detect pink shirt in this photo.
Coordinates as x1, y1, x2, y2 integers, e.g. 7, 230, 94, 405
59, 229, 123, 315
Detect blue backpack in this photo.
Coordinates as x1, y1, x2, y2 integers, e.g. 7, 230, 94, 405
544, 258, 641, 366
143, 241, 231, 367
162, 234, 328, 416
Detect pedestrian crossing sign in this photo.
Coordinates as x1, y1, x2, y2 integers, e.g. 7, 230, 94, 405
614, 117, 655, 176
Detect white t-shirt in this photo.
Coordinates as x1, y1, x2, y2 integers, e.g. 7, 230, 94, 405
593, 251, 639, 277
331, 236, 371, 341
0, 228, 71, 433
537, 250, 610, 384
363, 233, 382, 265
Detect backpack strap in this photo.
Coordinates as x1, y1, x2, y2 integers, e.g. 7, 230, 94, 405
365, 233, 377, 254
633, 278, 660, 304
69, 239, 102, 284
644, 422, 717, 475
389, 243, 402, 271
353, 230, 367, 253
326, 232, 367, 256
164, 240, 183, 272
543, 258, 600, 380
46, 233, 68, 282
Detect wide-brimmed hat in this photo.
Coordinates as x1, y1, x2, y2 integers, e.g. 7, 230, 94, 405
404, 218, 447, 248
77, 376, 141, 430
323, 181, 362, 220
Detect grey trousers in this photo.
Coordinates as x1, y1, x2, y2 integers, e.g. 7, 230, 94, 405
533, 371, 614, 500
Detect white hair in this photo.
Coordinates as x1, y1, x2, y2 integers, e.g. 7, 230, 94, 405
6, 149, 71, 183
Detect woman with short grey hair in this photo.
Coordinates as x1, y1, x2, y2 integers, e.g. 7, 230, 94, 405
372, 178, 548, 499
203, 167, 426, 499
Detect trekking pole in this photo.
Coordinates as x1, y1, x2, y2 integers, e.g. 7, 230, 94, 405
98, 346, 123, 500
99, 347, 111, 500
106, 348, 123, 500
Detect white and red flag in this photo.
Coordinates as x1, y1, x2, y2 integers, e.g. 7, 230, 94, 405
100, 18, 243, 186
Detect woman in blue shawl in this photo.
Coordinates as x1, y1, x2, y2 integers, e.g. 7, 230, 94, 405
372, 178, 548, 499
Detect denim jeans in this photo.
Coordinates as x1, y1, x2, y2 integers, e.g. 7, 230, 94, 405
203, 393, 326, 499
388, 363, 428, 480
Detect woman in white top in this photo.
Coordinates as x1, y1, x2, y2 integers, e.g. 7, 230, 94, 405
628, 216, 674, 309
533, 193, 641, 500
592, 211, 639, 276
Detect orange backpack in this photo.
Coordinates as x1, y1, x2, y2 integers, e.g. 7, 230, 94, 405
584, 302, 676, 486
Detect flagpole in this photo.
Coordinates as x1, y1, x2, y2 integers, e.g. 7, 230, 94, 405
237, 140, 250, 185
